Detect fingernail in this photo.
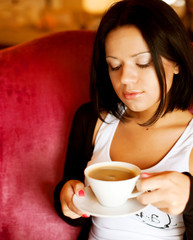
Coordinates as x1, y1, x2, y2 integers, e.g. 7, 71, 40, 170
82, 214, 89, 218
78, 190, 85, 197
141, 172, 151, 178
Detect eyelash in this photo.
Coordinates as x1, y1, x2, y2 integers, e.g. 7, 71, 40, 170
109, 62, 151, 71
110, 66, 121, 71
136, 62, 152, 69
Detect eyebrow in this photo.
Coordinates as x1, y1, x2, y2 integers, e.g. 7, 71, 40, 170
106, 51, 151, 59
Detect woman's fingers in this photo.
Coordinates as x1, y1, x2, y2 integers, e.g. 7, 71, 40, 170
61, 203, 83, 219
73, 181, 86, 197
60, 180, 90, 219
136, 171, 191, 215
137, 172, 167, 192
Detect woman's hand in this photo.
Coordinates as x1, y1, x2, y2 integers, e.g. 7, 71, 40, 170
136, 171, 190, 215
60, 180, 90, 219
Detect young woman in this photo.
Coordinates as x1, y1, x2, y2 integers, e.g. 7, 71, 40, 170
54, 0, 193, 239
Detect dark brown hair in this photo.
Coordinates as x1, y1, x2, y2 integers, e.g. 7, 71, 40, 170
90, 0, 193, 126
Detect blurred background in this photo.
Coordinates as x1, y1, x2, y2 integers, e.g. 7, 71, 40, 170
0, 0, 192, 49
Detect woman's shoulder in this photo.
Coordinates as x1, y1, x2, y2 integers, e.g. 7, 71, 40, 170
75, 101, 110, 120
72, 102, 98, 132
75, 102, 96, 118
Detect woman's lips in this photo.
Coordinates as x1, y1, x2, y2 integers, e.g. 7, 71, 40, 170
123, 91, 143, 100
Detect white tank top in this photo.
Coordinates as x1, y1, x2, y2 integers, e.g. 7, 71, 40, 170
87, 113, 193, 240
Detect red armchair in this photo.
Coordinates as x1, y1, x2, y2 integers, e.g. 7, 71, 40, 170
0, 30, 95, 240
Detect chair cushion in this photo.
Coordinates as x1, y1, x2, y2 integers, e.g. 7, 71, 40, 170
0, 30, 95, 240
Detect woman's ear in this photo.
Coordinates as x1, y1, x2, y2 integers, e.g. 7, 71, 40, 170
174, 63, 179, 74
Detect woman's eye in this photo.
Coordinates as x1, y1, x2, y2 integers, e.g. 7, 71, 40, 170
136, 61, 152, 69
109, 65, 121, 71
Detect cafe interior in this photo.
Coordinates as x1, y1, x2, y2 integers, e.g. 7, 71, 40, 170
0, 0, 192, 49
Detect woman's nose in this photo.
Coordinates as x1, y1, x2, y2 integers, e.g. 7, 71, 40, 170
120, 66, 137, 84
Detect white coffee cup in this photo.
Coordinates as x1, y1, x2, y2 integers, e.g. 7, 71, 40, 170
84, 161, 141, 207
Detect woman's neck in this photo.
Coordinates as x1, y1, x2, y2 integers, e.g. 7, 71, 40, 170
125, 108, 192, 130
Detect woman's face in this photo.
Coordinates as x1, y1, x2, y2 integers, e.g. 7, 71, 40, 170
105, 26, 179, 114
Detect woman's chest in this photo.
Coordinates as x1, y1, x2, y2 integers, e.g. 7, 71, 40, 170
110, 123, 184, 169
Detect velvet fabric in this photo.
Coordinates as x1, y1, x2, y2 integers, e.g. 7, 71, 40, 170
0, 30, 95, 240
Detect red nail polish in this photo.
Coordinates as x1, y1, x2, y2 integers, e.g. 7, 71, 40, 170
141, 172, 151, 178
78, 190, 85, 197
82, 214, 89, 218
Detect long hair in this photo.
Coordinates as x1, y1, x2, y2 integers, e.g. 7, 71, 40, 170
90, 0, 193, 126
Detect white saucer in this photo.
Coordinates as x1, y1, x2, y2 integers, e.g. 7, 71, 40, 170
73, 187, 148, 218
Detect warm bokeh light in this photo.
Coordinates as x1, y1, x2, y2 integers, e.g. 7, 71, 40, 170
82, 0, 118, 14
163, 0, 185, 6
163, 0, 177, 4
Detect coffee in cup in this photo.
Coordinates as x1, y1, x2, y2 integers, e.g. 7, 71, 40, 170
84, 161, 141, 207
